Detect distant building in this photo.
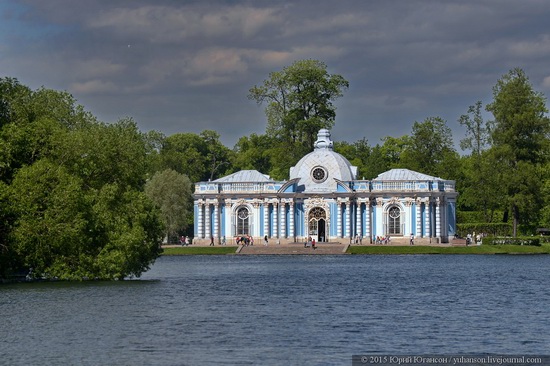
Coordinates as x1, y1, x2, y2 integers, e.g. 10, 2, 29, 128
193, 129, 457, 244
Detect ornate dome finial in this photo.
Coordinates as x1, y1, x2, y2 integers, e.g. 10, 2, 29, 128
314, 129, 333, 150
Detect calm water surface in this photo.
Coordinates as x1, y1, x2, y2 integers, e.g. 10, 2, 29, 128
1, 255, 550, 365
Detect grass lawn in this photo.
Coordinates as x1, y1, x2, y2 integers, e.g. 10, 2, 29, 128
162, 246, 238, 255
347, 244, 550, 255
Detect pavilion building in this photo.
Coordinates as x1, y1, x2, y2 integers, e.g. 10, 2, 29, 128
193, 129, 457, 244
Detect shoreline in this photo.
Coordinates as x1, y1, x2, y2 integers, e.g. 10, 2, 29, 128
161, 244, 550, 255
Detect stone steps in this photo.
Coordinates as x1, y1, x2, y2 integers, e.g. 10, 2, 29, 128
237, 243, 348, 255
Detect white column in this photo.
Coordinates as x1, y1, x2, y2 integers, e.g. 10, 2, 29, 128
375, 198, 384, 237
263, 201, 269, 237
425, 198, 431, 238
346, 201, 351, 239
365, 199, 371, 241
225, 202, 232, 238
273, 201, 279, 238
213, 203, 219, 240
405, 199, 413, 236
416, 199, 422, 237
355, 201, 361, 238
337, 200, 342, 238
435, 197, 441, 238
280, 202, 286, 238
289, 201, 295, 239
204, 203, 211, 239
197, 201, 204, 238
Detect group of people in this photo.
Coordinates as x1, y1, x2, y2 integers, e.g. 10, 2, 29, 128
235, 235, 253, 246
374, 236, 391, 245
466, 232, 483, 245
304, 236, 317, 249
179, 236, 190, 246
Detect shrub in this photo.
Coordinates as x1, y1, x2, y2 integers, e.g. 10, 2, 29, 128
483, 236, 541, 246
456, 223, 512, 237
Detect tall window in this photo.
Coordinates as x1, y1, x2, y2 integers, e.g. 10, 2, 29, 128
388, 206, 401, 235
236, 207, 250, 235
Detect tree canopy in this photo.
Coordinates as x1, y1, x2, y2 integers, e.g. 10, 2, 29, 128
145, 169, 193, 243
3, 65, 550, 280
248, 59, 349, 150
0, 77, 163, 280
485, 68, 550, 235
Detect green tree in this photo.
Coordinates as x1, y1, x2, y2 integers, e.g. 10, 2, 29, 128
400, 117, 458, 178
89, 184, 163, 280
200, 130, 233, 181
145, 169, 193, 242
379, 136, 411, 169
158, 131, 232, 183
51, 118, 149, 190
143, 130, 166, 176
0, 78, 94, 182
334, 138, 372, 179
248, 59, 349, 150
457, 150, 504, 221
232, 133, 274, 174
1, 78, 164, 280
8, 159, 89, 279
457, 101, 502, 221
486, 68, 550, 236
459, 100, 492, 155
362, 144, 391, 179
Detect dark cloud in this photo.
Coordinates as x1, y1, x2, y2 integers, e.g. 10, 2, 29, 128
2, 0, 550, 148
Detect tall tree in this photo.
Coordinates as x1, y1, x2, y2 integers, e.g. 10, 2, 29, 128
459, 100, 492, 155
248, 59, 349, 150
457, 101, 502, 221
158, 131, 232, 183
200, 130, 233, 181
232, 133, 274, 174
400, 117, 458, 177
1, 78, 164, 280
145, 169, 193, 242
486, 68, 550, 236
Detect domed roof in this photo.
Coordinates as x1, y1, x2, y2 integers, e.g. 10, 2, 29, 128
289, 129, 357, 192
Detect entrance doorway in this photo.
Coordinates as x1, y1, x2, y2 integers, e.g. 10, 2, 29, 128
308, 207, 327, 242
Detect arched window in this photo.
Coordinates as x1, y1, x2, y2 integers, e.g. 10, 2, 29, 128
308, 207, 327, 235
236, 207, 250, 235
388, 206, 401, 235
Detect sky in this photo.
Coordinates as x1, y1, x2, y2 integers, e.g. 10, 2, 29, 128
2, 0, 550, 149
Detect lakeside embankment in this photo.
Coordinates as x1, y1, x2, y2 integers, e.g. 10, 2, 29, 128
161, 244, 550, 255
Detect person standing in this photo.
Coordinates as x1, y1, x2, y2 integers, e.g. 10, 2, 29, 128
264, 235, 268, 246
210, 236, 214, 246
410, 233, 414, 246
312, 238, 316, 250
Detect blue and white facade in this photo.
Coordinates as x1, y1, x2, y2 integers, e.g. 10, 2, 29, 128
193, 129, 457, 244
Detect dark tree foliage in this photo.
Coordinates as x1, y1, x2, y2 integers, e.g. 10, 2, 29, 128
0, 78, 163, 280
249, 59, 349, 150
486, 68, 550, 236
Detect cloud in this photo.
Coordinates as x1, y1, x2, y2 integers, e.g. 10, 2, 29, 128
73, 59, 126, 79
87, 4, 283, 43
4, 0, 550, 148
70, 79, 118, 94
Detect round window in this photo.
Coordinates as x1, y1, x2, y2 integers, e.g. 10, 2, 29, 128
311, 167, 327, 183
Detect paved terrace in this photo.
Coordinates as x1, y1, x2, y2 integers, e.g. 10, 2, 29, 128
164, 237, 467, 255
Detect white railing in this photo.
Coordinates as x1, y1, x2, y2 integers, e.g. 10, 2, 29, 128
195, 182, 280, 194
195, 180, 455, 194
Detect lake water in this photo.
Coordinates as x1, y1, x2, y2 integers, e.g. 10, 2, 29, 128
1, 255, 550, 365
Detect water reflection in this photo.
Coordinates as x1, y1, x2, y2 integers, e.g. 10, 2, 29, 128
2, 255, 550, 365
